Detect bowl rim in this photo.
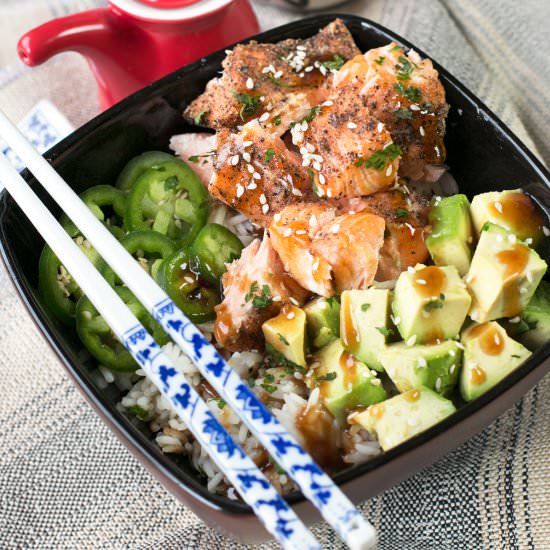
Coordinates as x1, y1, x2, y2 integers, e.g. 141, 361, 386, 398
0, 13, 549, 516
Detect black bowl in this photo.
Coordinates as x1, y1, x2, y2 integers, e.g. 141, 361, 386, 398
1, 14, 549, 544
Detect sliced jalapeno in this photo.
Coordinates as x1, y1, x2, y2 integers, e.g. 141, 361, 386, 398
158, 248, 220, 323
38, 237, 102, 326
190, 223, 244, 284
116, 151, 177, 192
76, 287, 168, 372
101, 230, 177, 286
61, 185, 126, 238
125, 159, 208, 246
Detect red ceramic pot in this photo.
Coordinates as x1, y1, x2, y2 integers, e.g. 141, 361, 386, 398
17, 0, 259, 110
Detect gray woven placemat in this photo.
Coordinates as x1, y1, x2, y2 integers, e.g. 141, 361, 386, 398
0, 1, 549, 548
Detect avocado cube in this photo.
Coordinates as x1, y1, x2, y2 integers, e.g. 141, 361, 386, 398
470, 189, 547, 246
340, 288, 392, 371
466, 223, 547, 323
460, 321, 531, 401
349, 388, 456, 451
380, 340, 462, 397
426, 194, 474, 276
309, 339, 387, 422
392, 264, 471, 344
262, 305, 307, 368
516, 281, 550, 350
304, 297, 340, 350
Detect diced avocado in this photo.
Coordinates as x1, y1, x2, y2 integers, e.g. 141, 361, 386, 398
470, 189, 546, 246
426, 195, 474, 276
516, 280, 550, 350
466, 223, 547, 323
392, 264, 471, 344
340, 288, 392, 371
262, 305, 307, 368
349, 388, 456, 451
309, 339, 387, 422
304, 297, 340, 349
380, 340, 462, 397
460, 321, 531, 401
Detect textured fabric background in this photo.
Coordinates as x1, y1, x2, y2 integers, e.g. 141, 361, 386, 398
0, 1, 549, 548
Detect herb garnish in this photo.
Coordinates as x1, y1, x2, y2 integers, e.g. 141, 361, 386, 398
390, 45, 403, 52
247, 377, 255, 388
319, 54, 345, 71
194, 110, 207, 125
393, 83, 422, 102
245, 281, 272, 309
317, 372, 337, 382
395, 108, 413, 120
395, 55, 417, 81
355, 143, 402, 170
264, 148, 275, 161
424, 295, 445, 312
376, 326, 394, 337
395, 208, 409, 218
188, 150, 216, 163
265, 343, 306, 374
361, 303, 371, 312
232, 89, 261, 120
127, 404, 149, 419
273, 114, 282, 126
374, 56, 386, 65
214, 397, 226, 409
267, 74, 294, 88
261, 382, 277, 394
278, 333, 290, 346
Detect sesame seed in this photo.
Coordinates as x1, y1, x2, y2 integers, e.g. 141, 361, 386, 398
496, 234, 504, 243
543, 226, 550, 236
299, 72, 305, 78
410, 104, 420, 111
262, 204, 270, 215
230, 154, 240, 166
292, 189, 303, 196
509, 316, 521, 323
243, 152, 252, 163
262, 66, 271, 74
450, 364, 456, 374
236, 184, 245, 198
347, 122, 357, 129
273, 213, 281, 222
525, 237, 533, 245
287, 312, 295, 320
377, 122, 384, 133
526, 271, 533, 283
456, 342, 465, 350
274, 70, 283, 78
318, 174, 326, 185
312, 259, 319, 271
417, 357, 427, 368
322, 100, 334, 107
309, 215, 317, 226
407, 266, 416, 274
184, 276, 195, 284
326, 189, 332, 198
247, 182, 257, 190
386, 164, 393, 177
272, 295, 282, 302
435, 378, 442, 391
313, 161, 321, 171
283, 228, 293, 237
494, 201, 503, 214
296, 45, 306, 51
225, 49, 232, 54
305, 66, 314, 73
331, 224, 340, 234
507, 233, 517, 243
246, 77, 254, 90
259, 112, 269, 122
295, 229, 307, 235
434, 145, 441, 157
406, 335, 417, 346
449, 349, 456, 357
246, 163, 254, 173
243, 140, 253, 147
301, 121, 308, 131
259, 193, 267, 205
419, 126, 425, 136
416, 279, 427, 285
289, 297, 299, 306
371, 378, 382, 386
253, 172, 261, 180
306, 143, 315, 153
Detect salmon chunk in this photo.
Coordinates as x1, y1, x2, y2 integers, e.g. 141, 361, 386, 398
184, 19, 360, 131
169, 133, 216, 187
210, 122, 314, 226
333, 43, 448, 181
269, 203, 385, 296
214, 234, 308, 351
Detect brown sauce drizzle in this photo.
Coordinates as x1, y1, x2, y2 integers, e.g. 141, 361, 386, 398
413, 266, 447, 298
296, 402, 343, 470
368, 403, 385, 418
339, 351, 358, 392
496, 243, 529, 316
488, 192, 545, 238
468, 323, 505, 356
341, 292, 360, 352
403, 389, 421, 402
470, 365, 487, 385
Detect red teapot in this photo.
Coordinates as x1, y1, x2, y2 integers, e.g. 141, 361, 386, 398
17, 0, 259, 110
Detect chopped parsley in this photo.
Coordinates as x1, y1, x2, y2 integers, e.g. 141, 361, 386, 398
265, 343, 306, 374
261, 382, 277, 394
393, 82, 422, 102
317, 371, 337, 382
361, 303, 371, 312
232, 89, 261, 120
395, 55, 417, 81
273, 114, 282, 126
424, 297, 445, 312
193, 110, 207, 125
244, 281, 272, 309
376, 326, 394, 337
395, 207, 409, 218
319, 54, 345, 71
247, 376, 255, 388
278, 333, 290, 346
127, 405, 149, 419
390, 44, 403, 52
291, 106, 321, 128
267, 74, 294, 88
355, 143, 402, 170
188, 150, 215, 163
264, 148, 275, 161
245, 280, 258, 302
374, 56, 386, 65
395, 108, 413, 120
481, 222, 491, 232
214, 397, 226, 410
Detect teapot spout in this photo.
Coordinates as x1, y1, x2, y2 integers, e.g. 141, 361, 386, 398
18, 9, 111, 66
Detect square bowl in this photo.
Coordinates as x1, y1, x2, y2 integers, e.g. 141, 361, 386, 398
1, 14, 549, 545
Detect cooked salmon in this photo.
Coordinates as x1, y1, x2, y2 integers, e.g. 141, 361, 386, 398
269, 203, 386, 296
170, 133, 216, 187
184, 19, 360, 132
333, 43, 448, 181
214, 234, 308, 352
335, 188, 431, 280
210, 121, 314, 226
299, 86, 399, 199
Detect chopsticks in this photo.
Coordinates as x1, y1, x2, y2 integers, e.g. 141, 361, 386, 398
0, 111, 377, 550
0, 151, 320, 550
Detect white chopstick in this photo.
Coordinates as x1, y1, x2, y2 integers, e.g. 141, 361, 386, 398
0, 110, 377, 550
0, 151, 321, 550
